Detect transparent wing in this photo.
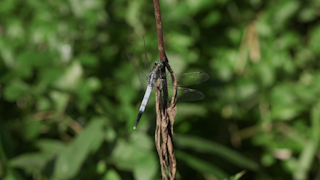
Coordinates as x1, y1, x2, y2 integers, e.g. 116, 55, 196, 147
126, 52, 149, 87
166, 72, 209, 87
162, 72, 209, 102
143, 36, 150, 71
168, 87, 205, 102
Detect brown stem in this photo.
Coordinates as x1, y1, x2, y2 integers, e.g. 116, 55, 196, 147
153, 0, 177, 179
153, 0, 166, 63
153, 0, 169, 108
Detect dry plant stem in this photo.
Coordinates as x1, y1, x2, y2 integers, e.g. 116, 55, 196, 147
153, 0, 166, 63
155, 85, 167, 179
165, 63, 177, 179
153, 0, 177, 179
155, 72, 177, 180
153, 0, 169, 107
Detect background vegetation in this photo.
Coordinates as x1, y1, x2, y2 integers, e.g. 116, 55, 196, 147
1, 0, 320, 179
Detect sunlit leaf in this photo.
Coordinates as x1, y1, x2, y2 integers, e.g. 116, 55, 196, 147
53, 118, 105, 179
103, 169, 121, 180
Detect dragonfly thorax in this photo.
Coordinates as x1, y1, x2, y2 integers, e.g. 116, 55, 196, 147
147, 61, 163, 86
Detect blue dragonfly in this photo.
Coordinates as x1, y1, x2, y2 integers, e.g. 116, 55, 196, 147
127, 50, 208, 129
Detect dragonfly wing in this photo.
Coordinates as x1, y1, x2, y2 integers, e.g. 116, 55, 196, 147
143, 36, 151, 71
166, 72, 209, 86
172, 87, 205, 102
177, 72, 209, 86
126, 52, 149, 87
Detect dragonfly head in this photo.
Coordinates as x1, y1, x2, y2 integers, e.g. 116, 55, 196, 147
155, 61, 164, 68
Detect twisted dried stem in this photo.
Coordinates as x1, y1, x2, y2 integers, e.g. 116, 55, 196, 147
155, 67, 177, 180
152, 0, 177, 179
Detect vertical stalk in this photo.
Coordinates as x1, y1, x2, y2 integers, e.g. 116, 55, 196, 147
153, 0, 177, 179
153, 0, 166, 63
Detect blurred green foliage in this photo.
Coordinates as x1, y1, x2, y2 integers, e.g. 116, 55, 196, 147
1, 0, 320, 179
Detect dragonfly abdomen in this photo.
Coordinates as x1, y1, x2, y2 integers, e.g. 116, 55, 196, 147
133, 84, 153, 129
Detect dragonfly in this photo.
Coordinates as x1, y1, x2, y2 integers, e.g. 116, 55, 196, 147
133, 59, 163, 129
127, 53, 209, 129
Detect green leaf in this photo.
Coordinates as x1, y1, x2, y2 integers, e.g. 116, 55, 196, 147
3, 79, 29, 102
78, 54, 98, 67
226, 170, 246, 180
9, 153, 52, 173
103, 169, 121, 180
53, 118, 106, 179
311, 102, 320, 141
109, 133, 158, 180
133, 153, 158, 180
271, 105, 304, 121
201, 11, 221, 27
54, 61, 83, 91
186, 0, 216, 14
21, 119, 42, 141
176, 103, 207, 120
2, 170, 22, 180
175, 135, 259, 171
308, 24, 320, 54
273, 0, 300, 29
35, 139, 66, 155
298, 7, 317, 22
176, 150, 228, 179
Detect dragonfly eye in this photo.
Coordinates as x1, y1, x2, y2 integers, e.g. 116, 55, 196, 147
155, 61, 163, 67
